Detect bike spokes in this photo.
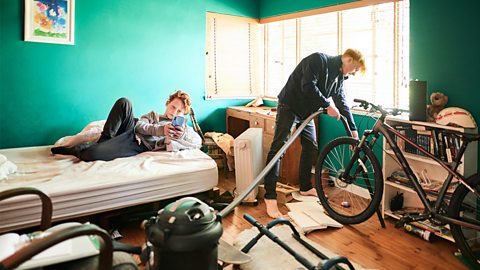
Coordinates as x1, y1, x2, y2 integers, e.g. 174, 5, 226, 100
316, 137, 383, 224
449, 175, 480, 267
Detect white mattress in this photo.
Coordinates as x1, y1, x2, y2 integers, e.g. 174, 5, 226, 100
0, 146, 218, 233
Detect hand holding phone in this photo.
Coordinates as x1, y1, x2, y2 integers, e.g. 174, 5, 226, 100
170, 115, 186, 138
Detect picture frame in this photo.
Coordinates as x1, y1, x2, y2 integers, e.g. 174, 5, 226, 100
24, 0, 75, 45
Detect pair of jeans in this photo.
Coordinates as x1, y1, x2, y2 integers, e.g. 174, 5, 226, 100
263, 103, 318, 199
77, 98, 147, 161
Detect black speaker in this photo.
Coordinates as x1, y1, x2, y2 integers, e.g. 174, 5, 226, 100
409, 80, 427, 121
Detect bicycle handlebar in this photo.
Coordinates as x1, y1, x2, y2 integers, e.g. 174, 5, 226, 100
353, 98, 387, 114
353, 99, 408, 116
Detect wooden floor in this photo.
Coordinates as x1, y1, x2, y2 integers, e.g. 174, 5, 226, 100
118, 171, 468, 270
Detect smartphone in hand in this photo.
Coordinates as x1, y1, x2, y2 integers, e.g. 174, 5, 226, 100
172, 115, 186, 128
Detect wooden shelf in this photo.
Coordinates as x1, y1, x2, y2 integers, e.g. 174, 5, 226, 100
385, 181, 417, 193
382, 118, 477, 243
384, 149, 443, 166
385, 115, 468, 132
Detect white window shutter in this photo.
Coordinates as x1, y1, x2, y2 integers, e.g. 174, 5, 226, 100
206, 13, 262, 99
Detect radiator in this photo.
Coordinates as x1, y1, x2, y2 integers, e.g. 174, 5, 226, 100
234, 128, 264, 203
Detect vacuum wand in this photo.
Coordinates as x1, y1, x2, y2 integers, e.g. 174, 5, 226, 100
218, 108, 352, 218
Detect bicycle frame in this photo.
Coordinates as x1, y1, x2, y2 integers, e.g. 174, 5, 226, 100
344, 112, 480, 231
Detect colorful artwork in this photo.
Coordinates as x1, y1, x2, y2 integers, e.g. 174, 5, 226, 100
24, 0, 75, 45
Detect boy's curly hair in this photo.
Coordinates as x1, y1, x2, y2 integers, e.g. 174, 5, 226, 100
166, 90, 192, 114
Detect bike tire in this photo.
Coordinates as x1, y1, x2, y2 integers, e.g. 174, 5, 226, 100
448, 173, 480, 268
315, 137, 383, 224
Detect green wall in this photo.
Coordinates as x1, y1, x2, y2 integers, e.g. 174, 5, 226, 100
0, 0, 258, 149
410, 0, 480, 121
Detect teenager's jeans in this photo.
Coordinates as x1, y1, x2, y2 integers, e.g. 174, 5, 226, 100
78, 98, 146, 161
263, 103, 318, 199
98, 97, 137, 143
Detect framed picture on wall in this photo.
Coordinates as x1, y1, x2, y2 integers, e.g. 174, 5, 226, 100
24, 0, 75, 45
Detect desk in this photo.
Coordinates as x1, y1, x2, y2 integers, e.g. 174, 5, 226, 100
226, 106, 303, 185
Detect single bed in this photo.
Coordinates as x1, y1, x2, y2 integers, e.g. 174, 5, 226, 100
0, 146, 218, 233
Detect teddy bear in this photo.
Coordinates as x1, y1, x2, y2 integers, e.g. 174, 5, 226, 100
426, 92, 448, 122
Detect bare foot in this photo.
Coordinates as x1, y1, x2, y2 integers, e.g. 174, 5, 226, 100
299, 188, 318, 197
264, 199, 283, 218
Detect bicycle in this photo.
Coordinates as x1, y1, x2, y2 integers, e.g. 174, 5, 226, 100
314, 99, 480, 267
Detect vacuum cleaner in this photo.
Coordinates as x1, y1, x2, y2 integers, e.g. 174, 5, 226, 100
140, 197, 223, 270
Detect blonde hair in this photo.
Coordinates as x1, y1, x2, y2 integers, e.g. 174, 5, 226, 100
343, 48, 366, 74
167, 90, 192, 114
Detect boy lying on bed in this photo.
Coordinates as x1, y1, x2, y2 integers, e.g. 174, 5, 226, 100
51, 90, 202, 161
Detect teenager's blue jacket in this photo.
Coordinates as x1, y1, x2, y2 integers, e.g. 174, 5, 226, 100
277, 52, 357, 131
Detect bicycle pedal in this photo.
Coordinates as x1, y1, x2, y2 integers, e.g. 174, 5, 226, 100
394, 220, 407, 228
395, 216, 413, 228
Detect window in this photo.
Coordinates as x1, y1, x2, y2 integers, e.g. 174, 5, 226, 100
264, 19, 296, 97
205, 13, 263, 99
205, 1, 409, 109
299, 12, 338, 58
264, 1, 410, 109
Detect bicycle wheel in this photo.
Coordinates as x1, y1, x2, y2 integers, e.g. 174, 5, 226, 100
315, 137, 383, 224
448, 174, 480, 268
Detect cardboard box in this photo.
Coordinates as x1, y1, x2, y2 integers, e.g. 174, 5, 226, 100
257, 183, 297, 205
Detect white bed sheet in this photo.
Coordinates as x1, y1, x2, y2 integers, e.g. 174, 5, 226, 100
0, 146, 218, 233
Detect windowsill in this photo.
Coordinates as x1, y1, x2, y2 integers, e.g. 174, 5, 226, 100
262, 96, 278, 101
233, 97, 408, 120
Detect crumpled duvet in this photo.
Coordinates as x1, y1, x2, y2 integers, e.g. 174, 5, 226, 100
0, 154, 17, 180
